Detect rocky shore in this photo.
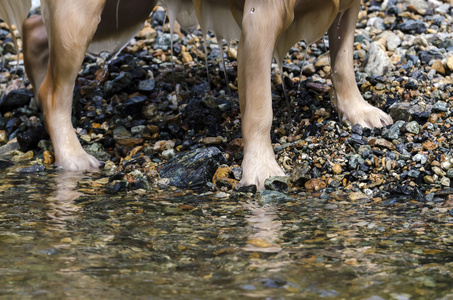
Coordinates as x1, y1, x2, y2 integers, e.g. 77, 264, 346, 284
0, 0, 453, 217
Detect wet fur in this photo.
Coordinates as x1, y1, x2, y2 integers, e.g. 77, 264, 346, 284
1, 0, 392, 189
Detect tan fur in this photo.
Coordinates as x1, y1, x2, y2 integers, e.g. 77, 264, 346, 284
0, 0, 31, 47
1, 0, 393, 189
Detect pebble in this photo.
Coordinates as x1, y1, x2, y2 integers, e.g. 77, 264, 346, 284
304, 179, 327, 191
332, 164, 342, 175
43, 150, 54, 164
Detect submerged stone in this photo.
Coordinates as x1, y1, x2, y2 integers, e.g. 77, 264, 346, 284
257, 190, 293, 204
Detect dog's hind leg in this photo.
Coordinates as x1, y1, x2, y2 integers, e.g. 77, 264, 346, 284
328, 0, 393, 128
23, 15, 49, 108
238, 1, 297, 189
39, 0, 106, 171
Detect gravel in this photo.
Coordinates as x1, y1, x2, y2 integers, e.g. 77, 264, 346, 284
1, 1, 453, 212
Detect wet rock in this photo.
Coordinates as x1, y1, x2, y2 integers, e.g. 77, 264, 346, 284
233, 183, 257, 194
17, 123, 48, 152
257, 190, 293, 204
212, 164, 238, 189
113, 126, 143, 147
106, 180, 128, 194
0, 140, 20, 158
304, 178, 327, 191
20, 164, 46, 173
230, 166, 242, 181
12, 150, 34, 162
264, 176, 291, 193
159, 147, 227, 189
0, 89, 33, 113
348, 191, 369, 201
43, 150, 55, 164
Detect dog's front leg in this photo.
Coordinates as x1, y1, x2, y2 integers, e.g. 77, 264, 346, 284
39, 0, 106, 170
238, 1, 294, 189
328, 0, 392, 128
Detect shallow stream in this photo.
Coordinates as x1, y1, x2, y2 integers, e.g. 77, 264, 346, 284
0, 166, 452, 299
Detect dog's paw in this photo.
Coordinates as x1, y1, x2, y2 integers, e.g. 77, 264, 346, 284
339, 101, 393, 129
240, 155, 286, 190
55, 151, 100, 171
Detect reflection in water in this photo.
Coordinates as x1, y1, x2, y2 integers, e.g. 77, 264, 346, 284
45, 171, 85, 226
244, 201, 282, 253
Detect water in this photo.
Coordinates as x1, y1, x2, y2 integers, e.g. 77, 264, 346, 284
0, 166, 452, 299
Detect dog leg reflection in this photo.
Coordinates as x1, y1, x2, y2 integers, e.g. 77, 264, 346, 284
45, 171, 85, 227
244, 201, 283, 254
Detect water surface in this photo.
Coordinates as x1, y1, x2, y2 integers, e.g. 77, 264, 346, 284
0, 167, 452, 299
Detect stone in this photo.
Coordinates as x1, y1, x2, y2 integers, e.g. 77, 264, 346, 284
138, 79, 155, 93
397, 20, 426, 34
332, 164, 342, 175
0, 139, 20, 158
0, 89, 33, 113
290, 164, 311, 186
304, 178, 327, 191
159, 147, 227, 189
382, 120, 404, 140
17, 124, 49, 152
264, 176, 291, 193
431, 60, 445, 75
364, 42, 394, 76
20, 164, 46, 173
104, 72, 133, 96
405, 121, 420, 134
257, 190, 293, 204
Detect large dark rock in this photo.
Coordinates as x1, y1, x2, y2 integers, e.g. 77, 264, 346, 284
0, 89, 33, 113
17, 123, 49, 152
159, 147, 227, 189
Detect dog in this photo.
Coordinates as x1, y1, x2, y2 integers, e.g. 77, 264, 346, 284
0, 0, 392, 189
